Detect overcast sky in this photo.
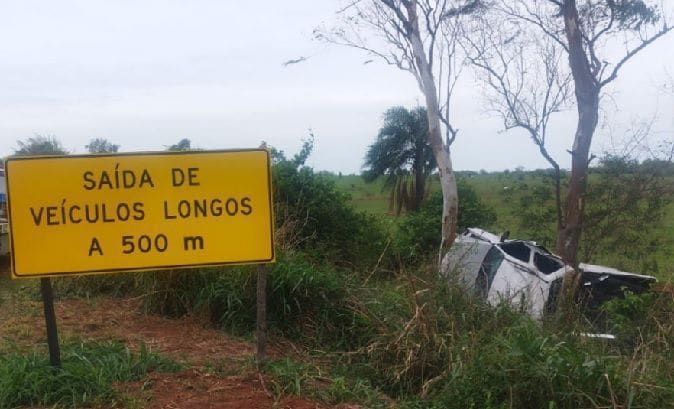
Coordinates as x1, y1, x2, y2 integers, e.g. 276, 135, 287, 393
1, 0, 673, 173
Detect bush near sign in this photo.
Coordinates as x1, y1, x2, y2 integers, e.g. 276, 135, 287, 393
5, 149, 274, 278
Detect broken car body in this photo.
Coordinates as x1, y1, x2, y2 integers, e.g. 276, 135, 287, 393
442, 228, 656, 319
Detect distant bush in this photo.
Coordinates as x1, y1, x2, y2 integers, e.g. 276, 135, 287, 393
395, 178, 497, 261
581, 155, 671, 273
499, 172, 560, 247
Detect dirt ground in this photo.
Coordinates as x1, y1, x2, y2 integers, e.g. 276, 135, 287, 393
0, 258, 352, 409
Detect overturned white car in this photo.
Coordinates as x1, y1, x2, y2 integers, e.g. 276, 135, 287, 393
442, 228, 656, 319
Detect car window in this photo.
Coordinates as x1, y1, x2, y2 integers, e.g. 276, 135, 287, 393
533, 252, 563, 274
499, 242, 531, 263
476, 247, 504, 298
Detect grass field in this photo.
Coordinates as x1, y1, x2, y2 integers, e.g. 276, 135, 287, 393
329, 174, 392, 215
326, 171, 674, 281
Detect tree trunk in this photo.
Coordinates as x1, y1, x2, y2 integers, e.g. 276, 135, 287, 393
405, 1, 459, 264
557, 0, 600, 293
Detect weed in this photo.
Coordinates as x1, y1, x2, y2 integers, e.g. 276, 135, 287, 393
265, 358, 314, 398
264, 357, 389, 407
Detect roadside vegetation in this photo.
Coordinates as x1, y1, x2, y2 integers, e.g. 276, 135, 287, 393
2, 0, 672, 406
2, 137, 668, 408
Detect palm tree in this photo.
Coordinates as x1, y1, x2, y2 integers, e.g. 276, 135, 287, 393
363, 106, 436, 214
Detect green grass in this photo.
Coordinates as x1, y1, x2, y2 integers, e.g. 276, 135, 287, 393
329, 172, 674, 280
0, 340, 182, 408
468, 172, 674, 279
263, 357, 390, 408
327, 174, 391, 215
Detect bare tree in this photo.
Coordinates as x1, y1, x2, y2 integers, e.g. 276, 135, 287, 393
318, 0, 483, 262
463, 13, 572, 232
490, 1, 671, 290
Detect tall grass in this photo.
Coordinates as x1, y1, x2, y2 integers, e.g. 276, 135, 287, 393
347, 271, 674, 408
0, 340, 181, 408
222, 265, 672, 408
59, 255, 674, 407
126, 252, 374, 349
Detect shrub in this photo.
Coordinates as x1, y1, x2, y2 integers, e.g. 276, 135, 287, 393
601, 288, 674, 350
581, 155, 671, 273
499, 157, 673, 273
347, 269, 519, 396
395, 178, 497, 261
140, 253, 374, 350
55, 272, 142, 299
274, 159, 387, 269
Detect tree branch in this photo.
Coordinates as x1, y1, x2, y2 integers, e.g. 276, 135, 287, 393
599, 25, 673, 88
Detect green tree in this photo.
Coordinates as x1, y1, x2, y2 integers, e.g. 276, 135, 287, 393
272, 138, 386, 268
85, 138, 119, 153
581, 155, 672, 273
364, 106, 436, 214
501, 155, 673, 273
166, 138, 192, 151
14, 135, 67, 156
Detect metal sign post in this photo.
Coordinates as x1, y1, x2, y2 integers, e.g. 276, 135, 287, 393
256, 265, 267, 368
40, 278, 61, 367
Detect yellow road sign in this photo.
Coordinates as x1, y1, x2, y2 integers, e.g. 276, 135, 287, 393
5, 149, 274, 278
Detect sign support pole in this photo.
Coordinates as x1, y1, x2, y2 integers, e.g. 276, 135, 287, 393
256, 265, 267, 369
40, 277, 61, 368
